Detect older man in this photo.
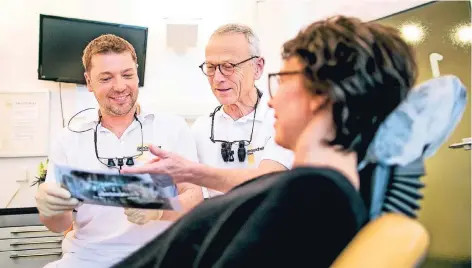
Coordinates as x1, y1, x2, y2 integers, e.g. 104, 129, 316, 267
122, 24, 293, 198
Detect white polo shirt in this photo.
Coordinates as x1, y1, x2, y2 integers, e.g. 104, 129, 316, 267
191, 93, 293, 198
44, 106, 198, 268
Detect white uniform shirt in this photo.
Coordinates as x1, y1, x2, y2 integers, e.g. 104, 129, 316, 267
44, 106, 197, 268
191, 93, 293, 198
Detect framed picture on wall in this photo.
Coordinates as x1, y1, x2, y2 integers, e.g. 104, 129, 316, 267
0, 91, 50, 157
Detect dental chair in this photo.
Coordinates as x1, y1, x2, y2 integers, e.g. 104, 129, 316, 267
333, 75, 467, 267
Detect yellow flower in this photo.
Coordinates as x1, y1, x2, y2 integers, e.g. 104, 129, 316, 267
37, 159, 48, 179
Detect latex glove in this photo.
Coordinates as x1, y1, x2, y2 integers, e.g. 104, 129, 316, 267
124, 208, 164, 225
35, 182, 79, 218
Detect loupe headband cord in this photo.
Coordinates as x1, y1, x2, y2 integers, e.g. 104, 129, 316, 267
210, 88, 262, 145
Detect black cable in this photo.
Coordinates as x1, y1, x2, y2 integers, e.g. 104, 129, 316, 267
67, 107, 96, 133
209, 88, 262, 162
210, 88, 262, 145
59, 82, 65, 128
67, 107, 144, 173
94, 111, 144, 172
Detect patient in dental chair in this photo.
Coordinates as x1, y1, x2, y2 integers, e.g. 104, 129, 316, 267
113, 15, 418, 268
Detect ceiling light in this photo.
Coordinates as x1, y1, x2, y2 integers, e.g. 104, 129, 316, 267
400, 23, 426, 44
452, 24, 472, 45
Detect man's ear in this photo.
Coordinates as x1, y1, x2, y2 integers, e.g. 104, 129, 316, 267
254, 57, 265, 80
84, 72, 92, 92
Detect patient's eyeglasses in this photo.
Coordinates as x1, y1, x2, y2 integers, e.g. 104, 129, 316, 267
268, 71, 304, 98
199, 56, 259, 76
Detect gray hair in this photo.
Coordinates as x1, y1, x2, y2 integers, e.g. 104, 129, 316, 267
211, 23, 261, 57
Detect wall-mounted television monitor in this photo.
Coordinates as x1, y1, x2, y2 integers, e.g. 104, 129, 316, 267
38, 14, 148, 87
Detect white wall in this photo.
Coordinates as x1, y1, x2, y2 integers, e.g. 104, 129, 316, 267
256, 0, 433, 80
0, 0, 257, 207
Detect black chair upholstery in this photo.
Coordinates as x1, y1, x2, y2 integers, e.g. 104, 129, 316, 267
360, 158, 426, 220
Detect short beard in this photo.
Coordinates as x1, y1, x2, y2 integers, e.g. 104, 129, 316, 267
105, 98, 137, 116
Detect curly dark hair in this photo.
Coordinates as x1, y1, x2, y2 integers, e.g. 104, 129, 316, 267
282, 15, 418, 161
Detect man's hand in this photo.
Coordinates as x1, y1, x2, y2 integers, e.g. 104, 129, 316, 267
124, 208, 164, 225
121, 145, 197, 184
35, 182, 79, 218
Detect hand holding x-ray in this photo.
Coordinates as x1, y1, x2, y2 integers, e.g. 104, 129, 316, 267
53, 164, 182, 211
124, 208, 164, 225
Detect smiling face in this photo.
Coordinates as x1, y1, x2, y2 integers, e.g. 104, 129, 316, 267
204, 33, 263, 105
84, 51, 139, 116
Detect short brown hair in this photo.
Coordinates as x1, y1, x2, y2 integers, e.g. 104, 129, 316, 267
282, 15, 418, 160
82, 34, 137, 72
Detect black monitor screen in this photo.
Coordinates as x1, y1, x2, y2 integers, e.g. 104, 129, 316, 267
39, 14, 148, 87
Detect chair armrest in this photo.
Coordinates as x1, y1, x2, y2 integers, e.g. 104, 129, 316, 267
331, 213, 429, 268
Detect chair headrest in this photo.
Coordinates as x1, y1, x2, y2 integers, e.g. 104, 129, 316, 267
360, 75, 467, 167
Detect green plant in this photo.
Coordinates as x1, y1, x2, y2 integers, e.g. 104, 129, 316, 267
31, 159, 48, 187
